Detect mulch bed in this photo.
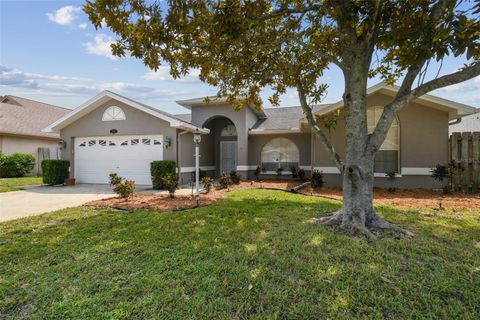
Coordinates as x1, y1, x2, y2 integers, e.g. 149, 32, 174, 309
85, 180, 480, 212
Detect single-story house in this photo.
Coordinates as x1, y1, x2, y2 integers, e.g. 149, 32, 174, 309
449, 111, 480, 134
0, 95, 70, 175
43, 83, 477, 188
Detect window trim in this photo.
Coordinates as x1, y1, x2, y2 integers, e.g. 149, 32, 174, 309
260, 137, 300, 171
102, 106, 126, 121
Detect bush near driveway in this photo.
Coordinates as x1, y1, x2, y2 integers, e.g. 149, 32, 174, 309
41, 160, 70, 185
0, 189, 479, 319
151, 160, 176, 189
0, 152, 35, 178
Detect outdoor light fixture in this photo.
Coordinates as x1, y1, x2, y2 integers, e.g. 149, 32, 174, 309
57, 139, 67, 149
164, 136, 172, 148
110, 129, 118, 134
193, 129, 202, 144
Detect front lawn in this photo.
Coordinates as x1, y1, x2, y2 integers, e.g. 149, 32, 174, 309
1, 189, 479, 319
0, 176, 43, 193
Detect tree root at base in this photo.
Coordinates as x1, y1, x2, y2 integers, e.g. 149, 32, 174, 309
312, 211, 414, 240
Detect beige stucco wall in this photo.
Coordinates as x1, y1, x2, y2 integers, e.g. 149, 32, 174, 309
0, 135, 59, 175
312, 92, 449, 188
60, 98, 178, 179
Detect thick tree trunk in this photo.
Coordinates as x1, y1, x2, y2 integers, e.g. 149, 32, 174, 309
317, 52, 412, 239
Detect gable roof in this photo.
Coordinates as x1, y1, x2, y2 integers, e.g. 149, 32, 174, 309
313, 82, 477, 120
0, 95, 70, 139
250, 105, 329, 134
176, 96, 267, 119
43, 91, 209, 134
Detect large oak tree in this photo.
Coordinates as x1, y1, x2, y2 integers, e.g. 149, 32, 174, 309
85, 0, 480, 239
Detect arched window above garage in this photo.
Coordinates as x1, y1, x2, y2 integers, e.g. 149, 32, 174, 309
102, 106, 126, 121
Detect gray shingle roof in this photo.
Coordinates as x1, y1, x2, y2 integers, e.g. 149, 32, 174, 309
449, 111, 480, 133
0, 96, 70, 139
252, 104, 331, 130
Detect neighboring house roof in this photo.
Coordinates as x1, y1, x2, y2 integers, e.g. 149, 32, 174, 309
43, 91, 209, 134
313, 82, 477, 120
449, 111, 480, 133
0, 95, 70, 139
174, 113, 192, 122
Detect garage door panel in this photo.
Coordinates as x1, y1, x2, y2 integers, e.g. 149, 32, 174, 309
74, 135, 163, 185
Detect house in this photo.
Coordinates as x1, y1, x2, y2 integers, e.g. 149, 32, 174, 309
449, 111, 480, 134
43, 83, 476, 188
0, 95, 70, 175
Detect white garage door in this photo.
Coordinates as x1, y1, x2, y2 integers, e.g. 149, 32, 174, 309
74, 135, 163, 185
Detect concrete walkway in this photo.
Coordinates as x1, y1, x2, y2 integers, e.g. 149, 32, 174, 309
0, 184, 153, 223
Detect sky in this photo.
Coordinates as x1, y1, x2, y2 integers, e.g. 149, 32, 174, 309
0, 0, 479, 115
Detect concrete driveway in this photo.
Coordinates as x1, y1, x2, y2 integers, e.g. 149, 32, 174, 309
0, 184, 153, 222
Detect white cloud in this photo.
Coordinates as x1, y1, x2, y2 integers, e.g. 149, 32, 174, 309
46, 6, 81, 26
0, 65, 197, 101
83, 34, 116, 60
78, 23, 88, 29
142, 67, 201, 83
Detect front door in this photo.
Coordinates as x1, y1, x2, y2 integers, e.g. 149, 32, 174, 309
220, 141, 237, 173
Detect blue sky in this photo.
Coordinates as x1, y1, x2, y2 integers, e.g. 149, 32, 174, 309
0, 0, 478, 114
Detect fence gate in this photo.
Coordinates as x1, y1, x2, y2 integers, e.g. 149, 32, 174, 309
450, 132, 480, 191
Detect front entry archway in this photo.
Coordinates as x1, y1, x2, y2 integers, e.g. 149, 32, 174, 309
203, 116, 238, 176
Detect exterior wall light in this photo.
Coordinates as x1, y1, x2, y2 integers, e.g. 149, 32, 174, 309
164, 136, 172, 148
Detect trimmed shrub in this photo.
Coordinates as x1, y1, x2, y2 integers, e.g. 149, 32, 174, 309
201, 176, 213, 193
217, 172, 231, 189
109, 172, 135, 198
0, 153, 35, 177
290, 166, 298, 179
162, 173, 178, 198
310, 170, 324, 189
41, 160, 70, 185
230, 171, 241, 184
151, 160, 176, 189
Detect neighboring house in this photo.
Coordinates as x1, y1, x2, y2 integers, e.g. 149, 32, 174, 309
44, 83, 476, 188
0, 95, 70, 175
449, 111, 480, 134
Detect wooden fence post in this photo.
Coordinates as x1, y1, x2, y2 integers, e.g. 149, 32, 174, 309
473, 132, 480, 191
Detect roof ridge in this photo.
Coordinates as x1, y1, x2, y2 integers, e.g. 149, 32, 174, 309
4, 95, 71, 111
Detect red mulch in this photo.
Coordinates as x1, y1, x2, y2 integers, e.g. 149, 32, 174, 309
85, 180, 480, 212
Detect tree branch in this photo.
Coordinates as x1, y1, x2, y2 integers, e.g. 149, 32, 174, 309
367, 62, 480, 154
297, 83, 344, 172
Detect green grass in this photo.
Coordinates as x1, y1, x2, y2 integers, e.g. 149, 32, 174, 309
0, 176, 43, 193
1, 189, 479, 319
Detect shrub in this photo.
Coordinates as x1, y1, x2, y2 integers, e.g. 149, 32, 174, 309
385, 171, 397, 193
201, 176, 213, 193
254, 166, 261, 180
151, 160, 176, 189
230, 171, 241, 184
217, 172, 231, 189
41, 160, 70, 185
290, 166, 298, 179
109, 172, 135, 198
298, 168, 306, 180
162, 173, 178, 198
431, 164, 450, 182
310, 170, 324, 189
276, 167, 284, 177
190, 168, 206, 182
0, 153, 36, 177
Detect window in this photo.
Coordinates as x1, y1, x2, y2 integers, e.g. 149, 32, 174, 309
261, 138, 299, 171
120, 140, 128, 146
88, 140, 96, 146
79, 142, 86, 147
102, 106, 126, 121
130, 139, 139, 145
153, 139, 162, 145
220, 124, 237, 137
367, 106, 400, 173
142, 138, 151, 145
108, 141, 116, 146
99, 140, 106, 146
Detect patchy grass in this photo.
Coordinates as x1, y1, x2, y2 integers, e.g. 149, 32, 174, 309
1, 189, 479, 319
0, 177, 43, 193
